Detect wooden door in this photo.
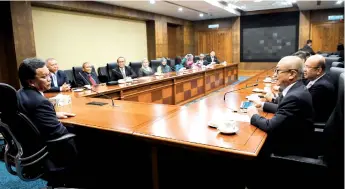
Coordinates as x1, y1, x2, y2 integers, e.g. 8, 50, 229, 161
195, 30, 232, 63
311, 22, 344, 52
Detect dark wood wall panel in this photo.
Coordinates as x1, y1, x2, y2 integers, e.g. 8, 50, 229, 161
299, 11, 311, 49
146, 20, 156, 60
168, 24, 177, 59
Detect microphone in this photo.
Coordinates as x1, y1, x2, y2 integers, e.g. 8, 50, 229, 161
223, 83, 258, 101
78, 72, 117, 107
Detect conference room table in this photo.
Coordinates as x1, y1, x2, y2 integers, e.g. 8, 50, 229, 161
45, 64, 276, 188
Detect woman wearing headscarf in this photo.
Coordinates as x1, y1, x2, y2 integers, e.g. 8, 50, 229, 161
138, 58, 154, 77
181, 54, 194, 69
156, 58, 172, 73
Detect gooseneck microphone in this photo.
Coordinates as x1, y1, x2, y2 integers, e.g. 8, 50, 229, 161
78, 72, 117, 107
223, 83, 258, 101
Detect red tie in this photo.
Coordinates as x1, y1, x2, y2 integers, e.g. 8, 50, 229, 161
88, 74, 97, 86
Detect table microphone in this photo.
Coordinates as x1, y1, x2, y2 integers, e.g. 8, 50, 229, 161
223, 83, 258, 101
78, 72, 117, 107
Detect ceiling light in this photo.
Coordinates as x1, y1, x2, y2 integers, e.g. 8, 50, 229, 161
149, 0, 155, 4
254, 0, 262, 2
178, 7, 183, 12
288, 0, 297, 3
336, 0, 344, 4
199, 13, 204, 17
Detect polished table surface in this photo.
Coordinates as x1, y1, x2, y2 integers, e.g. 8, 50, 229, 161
48, 66, 275, 157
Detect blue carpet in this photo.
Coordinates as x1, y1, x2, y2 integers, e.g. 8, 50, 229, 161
0, 141, 47, 189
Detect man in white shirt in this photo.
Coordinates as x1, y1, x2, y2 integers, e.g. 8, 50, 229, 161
45, 58, 70, 92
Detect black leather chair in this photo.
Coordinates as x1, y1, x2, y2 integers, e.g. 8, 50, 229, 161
106, 62, 118, 81
150, 60, 161, 73
97, 66, 109, 83
0, 83, 76, 185
329, 67, 345, 92
193, 56, 200, 62
63, 69, 76, 88
129, 62, 142, 76
320, 53, 328, 57
325, 57, 341, 73
331, 61, 344, 68
328, 54, 339, 57
168, 59, 175, 71
267, 73, 344, 189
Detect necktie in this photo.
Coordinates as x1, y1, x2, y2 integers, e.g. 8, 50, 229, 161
88, 74, 97, 86
52, 74, 58, 87
121, 68, 126, 78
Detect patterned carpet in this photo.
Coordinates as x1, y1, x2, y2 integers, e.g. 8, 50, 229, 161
0, 76, 250, 189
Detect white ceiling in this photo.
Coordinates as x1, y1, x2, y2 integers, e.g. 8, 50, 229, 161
98, 1, 345, 21
297, 0, 344, 10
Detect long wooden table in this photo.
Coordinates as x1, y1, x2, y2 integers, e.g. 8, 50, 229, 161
47, 66, 276, 188
48, 64, 272, 157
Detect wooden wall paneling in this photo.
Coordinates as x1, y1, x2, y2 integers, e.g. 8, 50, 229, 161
183, 21, 194, 55
146, 20, 156, 60
310, 8, 344, 23
311, 22, 344, 52
154, 16, 168, 58
299, 11, 311, 49
175, 26, 184, 57
232, 17, 240, 64
0, 2, 19, 88
168, 24, 177, 59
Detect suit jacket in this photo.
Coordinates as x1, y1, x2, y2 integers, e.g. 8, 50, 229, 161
251, 81, 314, 156
111, 66, 137, 81
262, 93, 282, 113
18, 87, 69, 141
196, 60, 209, 66
300, 45, 315, 55
76, 71, 100, 86
307, 74, 335, 122
46, 70, 69, 92
206, 55, 220, 64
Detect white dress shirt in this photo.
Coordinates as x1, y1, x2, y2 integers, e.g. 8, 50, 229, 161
260, 82, 297, 109
51, 72, 58, 87
306, 73, 325, 89
120, 67, 126, 78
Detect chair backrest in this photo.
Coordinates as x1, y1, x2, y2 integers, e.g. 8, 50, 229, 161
320, 53, 329, 57
97, 66, 109, 83
63, 69, 76, 87
329, 67, 345, 91
106, 62, 118, 81
129, 62, 142, 76
328, 55, 339, 57
325, 57, 342, 73
0, 83, 47, 180
150, 60, 162, 72
193, 56, 200, 62
323, 73, 344, 166
331, 62, 344, 68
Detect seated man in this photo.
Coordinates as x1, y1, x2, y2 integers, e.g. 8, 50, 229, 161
45, 58, 71, 92
76, 62, 100, 86
247, 56, 314, 156
304, 55, 335, 122
300, 39, 315, 55
111, 57, 137, 81
196, 53, 209, 66
206, 50, 220, 64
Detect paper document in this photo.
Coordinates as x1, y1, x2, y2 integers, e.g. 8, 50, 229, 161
226, 113, 251, 123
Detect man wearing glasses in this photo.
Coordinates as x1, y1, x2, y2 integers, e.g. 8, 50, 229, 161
247, 56, 314, 156
304, 55, 335, 122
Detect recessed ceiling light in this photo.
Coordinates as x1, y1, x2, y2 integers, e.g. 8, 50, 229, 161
149, 0, 155, 4
199, 13, 204, 17
336, 0, 344, 4
178, 7, 183, 12
254, 0, 262, 2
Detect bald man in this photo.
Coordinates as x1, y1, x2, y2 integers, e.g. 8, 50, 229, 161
304, 55, 335, 122
247, 56, 314, 156
45, 58, 71, 92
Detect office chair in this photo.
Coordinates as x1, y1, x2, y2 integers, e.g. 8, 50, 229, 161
106, 62, 118, 81
63, 69, 76, 88
325, 57, 341, 73
97, 66, 109, 83
0, 83, 76, 186
268, 73, 344, 189
150, 60, 162, 73
331, 62, 344, 68
129, 62, 142, 76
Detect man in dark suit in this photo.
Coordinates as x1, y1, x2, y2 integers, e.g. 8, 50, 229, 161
76, 62, 100, 86
45, 58, 71, 92
304, 55, 335, 122
300, 39, 315, 55
206, 51, 220, 64
111, 57, 137, 81
17, 58, 77, 187
196, 53, 209, 66
247, 56, 314, 156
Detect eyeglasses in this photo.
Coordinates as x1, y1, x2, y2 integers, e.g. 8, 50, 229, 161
304, 65, 319, 70
273, 68, 298, 75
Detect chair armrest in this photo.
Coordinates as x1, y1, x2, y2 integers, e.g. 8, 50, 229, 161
46, 133, 76, 143
270, 153, 327, 167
